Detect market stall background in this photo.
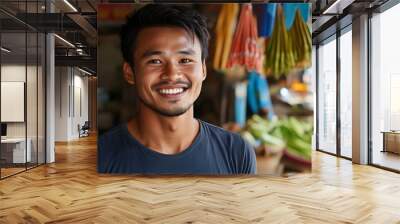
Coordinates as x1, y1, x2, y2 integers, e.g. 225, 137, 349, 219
97, 3, 313, 175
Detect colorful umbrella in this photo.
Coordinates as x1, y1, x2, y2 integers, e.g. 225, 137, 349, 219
254, 4, 277, 38
264, 4, 296, 78
227, 4, 261, 71
289, 9, 312, 69
213, 4, 239, 71
283, 3, 310, 30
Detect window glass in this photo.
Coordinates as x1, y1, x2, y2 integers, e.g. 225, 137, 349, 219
339, 29, 352, 158
371, 3, 400, 171
317, 37, 337, 154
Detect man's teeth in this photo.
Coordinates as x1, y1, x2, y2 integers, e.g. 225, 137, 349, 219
159, 88, 184, 95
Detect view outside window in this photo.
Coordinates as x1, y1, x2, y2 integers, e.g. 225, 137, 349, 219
339, 29, 352, 158
371, 3, 400, 171
317, 37, 337, 154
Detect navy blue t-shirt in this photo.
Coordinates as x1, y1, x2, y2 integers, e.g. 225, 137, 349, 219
98, 120, 256, 174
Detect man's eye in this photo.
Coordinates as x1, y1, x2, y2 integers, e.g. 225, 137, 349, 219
180, 58, 192, 64
148, 59, 162, 64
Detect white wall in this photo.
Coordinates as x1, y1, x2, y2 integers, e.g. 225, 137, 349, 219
1, 65, 37, 138
72, 72, 89, 138
55, 66, 69, 141
55, 67, 89, 141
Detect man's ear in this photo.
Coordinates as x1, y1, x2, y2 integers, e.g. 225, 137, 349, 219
123, 62, 135, 85
202, 61, 207, 81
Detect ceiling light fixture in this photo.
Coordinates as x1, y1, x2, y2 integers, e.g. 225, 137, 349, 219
54, 34, 75, 48
1, 47, 11, 53
78, 67, 93, 76
323, 0, 343, 14
322, 0, 354, 15
63, 0, 78, 12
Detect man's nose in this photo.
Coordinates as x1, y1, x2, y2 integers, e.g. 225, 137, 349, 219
162, 62, 182, 80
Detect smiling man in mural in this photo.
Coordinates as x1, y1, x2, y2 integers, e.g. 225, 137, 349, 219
98, 4, 256, 174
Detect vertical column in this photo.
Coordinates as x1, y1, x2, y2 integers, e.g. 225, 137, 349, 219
352, 14, 369, 164
46, 1, 55, 163
315, 45, 319, 151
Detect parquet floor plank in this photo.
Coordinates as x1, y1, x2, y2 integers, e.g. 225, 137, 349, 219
0, 135, 399, 223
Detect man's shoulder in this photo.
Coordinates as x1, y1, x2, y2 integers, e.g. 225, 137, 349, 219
97, 124, 133, 173
200, 120, 251, 155
99, 124, 127, 142
200, 120, 256, 174
98, 124, 130, 153
200, 120, 244, 143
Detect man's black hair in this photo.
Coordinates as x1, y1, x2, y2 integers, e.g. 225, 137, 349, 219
120, 4, 210, 66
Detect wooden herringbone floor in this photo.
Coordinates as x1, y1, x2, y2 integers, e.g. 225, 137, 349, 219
1, 135, 400, 223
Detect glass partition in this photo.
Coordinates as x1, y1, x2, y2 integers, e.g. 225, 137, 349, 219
38, 32, 45, 165
0, 1, 46, 179
26, 0, 39, 169
1, 30, 28, 177
27, 30, 38, 169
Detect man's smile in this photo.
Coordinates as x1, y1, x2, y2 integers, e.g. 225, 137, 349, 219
153, 81, 191, 99
156, 86, 189, 99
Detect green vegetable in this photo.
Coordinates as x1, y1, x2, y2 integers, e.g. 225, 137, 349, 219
241, 115, 312, 160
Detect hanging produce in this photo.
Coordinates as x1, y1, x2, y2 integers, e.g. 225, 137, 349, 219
289, 9, 312, 69
213, 4, 239, 71
264, 4, 296, 79
226, 4, 261, 72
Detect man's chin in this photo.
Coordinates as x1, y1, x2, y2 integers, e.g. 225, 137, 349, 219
137, 96, 192, 117
155, 107, 190, 117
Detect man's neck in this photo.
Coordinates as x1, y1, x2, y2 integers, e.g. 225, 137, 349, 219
127, 107, 199, 155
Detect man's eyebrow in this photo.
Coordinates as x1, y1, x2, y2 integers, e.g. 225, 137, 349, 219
141, 50, 163, 58
141, 49, 196, 58
177, 49, 196, 55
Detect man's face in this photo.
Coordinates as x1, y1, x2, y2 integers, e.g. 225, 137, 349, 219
126, 26, 206, 117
